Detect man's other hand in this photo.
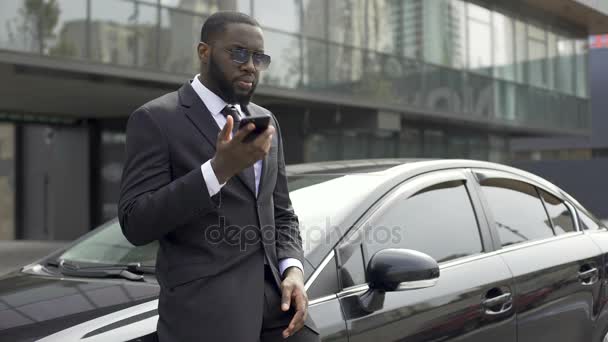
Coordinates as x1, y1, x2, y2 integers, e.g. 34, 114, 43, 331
280, 267, 307, 339
210, 115, 275, 183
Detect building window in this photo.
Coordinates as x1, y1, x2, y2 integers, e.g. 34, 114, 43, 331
0, 124, 15, 239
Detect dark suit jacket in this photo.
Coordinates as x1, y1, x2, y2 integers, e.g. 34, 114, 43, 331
118, 82, 315, 341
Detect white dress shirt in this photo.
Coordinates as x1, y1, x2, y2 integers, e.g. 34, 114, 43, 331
192, 75, 303, 277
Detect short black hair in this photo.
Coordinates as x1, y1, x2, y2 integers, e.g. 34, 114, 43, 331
200, 11, 260, 43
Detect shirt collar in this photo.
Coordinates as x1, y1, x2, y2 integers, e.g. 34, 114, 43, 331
191, 74, 242, 116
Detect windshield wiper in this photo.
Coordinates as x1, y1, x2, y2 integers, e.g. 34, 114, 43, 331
58, 261, 155, 281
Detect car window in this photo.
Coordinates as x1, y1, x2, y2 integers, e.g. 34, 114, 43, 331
337, 243, 366, 289
578, 207, 605, 231
480, 178, 554, 247
59, 220, 158, 266
364, 180, 483, 264
306, 255, 340, 300
538, 189, 576, 234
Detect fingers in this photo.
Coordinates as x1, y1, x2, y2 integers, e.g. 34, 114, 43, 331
218, 115, 233, 142
281, 284, 292, 312
282, 291, 307, 339
232, 122, 256, 142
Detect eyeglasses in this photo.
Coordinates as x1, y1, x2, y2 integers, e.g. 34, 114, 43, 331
222, 46, 271, 70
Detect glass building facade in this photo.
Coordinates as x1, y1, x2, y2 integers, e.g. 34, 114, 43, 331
0, 0, 590, 128
0, 0, 601, 235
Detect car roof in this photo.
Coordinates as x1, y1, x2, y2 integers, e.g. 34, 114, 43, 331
295, 158, 571, 267
286, 158, 429, 176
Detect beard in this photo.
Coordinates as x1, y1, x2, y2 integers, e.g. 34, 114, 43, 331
209, 54, 257, 105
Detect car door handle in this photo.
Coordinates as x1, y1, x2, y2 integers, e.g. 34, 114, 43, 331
578, 267, 599, 285
482, 292, 513, 316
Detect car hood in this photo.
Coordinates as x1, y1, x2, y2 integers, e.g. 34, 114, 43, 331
0, 270, 159, 341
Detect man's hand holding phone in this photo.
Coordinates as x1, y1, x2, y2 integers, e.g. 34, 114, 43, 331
211, 114, 274, 184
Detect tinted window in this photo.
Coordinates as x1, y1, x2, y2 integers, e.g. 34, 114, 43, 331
307, 256, 340, 300
578, 208, 605, 231
365, 180, 483, 263
539, 189, 576, 234
337, 243, 366, 289
480, 178, 553, 247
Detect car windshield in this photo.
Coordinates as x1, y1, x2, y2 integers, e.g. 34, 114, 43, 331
58, 173, 372, 267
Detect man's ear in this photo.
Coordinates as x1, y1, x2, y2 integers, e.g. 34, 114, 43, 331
198, 42, 210, 64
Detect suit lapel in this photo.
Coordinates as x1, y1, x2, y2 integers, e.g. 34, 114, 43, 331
179, 82, 256, 197
180, 82, 219, 150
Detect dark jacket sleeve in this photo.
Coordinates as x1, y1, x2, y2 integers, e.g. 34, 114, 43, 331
271, 116, 305, 264
118, 106, 218, 246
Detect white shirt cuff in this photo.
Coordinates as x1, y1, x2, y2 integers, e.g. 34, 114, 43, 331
201, 160, 226, 197
279, 258, 304, 277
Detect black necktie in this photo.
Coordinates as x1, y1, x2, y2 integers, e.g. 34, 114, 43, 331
221, 105, 241, 134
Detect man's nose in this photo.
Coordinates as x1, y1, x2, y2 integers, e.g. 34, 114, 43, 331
241, 53, 256, 72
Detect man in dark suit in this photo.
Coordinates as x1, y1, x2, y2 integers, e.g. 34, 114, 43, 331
118, 11, 319, 342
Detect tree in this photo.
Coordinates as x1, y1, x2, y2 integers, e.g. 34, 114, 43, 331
11, 0, 61, 54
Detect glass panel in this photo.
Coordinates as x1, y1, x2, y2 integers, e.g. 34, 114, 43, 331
514, 19, 527, 83
539, 190, 576, 234
237, 0, 252, 14
468, 135, 488, 160
365, 180, 482, 263
467, 73, 494, 118
480, 178, 554, 247
369, 131, 397, 158
578, 208, 604, 231
467, 5, 492, 75
495, 80, 516, 121
488, 135, 507, 163
399, 126, 421, 157
160, 0, 218, 14
303, 133, 341, 161
575, 39, 588, 97
260, 31, 302, 88
398, 0, 423, 59
307, 256, 339, 299
447, 135, 469, 158
91, 0, 158, 67
467, 2, 490, 22
255, 0, 301, 34
0, 124, 15, 239
527, 23, 547, 88
0, 0, 87, 58
341, 131, 368, 159
98, 124, 126, 223
424, 64, 465, 113
300, 0, 327, 39
556, 36, 575, 94
338, 243, 366, 288
547, 32, 557, 90
327, 0, 365, 47
423, 129, 445, 157
493, 12, 515, 81
327, 43, 363, 92
159, 7, 206, 74
302, 38, 328, 88
374, 0, 399, 54
422, 0, 465, 68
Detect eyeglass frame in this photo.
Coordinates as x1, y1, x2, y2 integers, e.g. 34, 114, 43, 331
202, 41, 272, 70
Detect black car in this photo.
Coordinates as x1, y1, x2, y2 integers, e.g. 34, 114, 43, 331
1, 159, 608, 342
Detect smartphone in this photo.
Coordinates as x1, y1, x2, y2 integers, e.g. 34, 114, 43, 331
238, 114, 271, 142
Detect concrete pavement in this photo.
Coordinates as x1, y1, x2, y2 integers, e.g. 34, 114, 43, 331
0, 240, 70, 276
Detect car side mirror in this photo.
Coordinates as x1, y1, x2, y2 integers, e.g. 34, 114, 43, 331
358, 248, 440, 313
